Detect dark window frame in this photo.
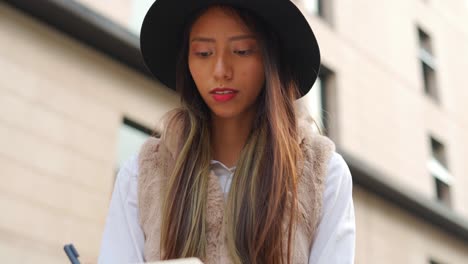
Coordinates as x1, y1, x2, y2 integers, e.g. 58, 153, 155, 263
429, 136, 452, 207
417, 27, 439, 103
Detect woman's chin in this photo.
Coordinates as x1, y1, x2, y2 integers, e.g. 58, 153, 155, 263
208, 102, 258, 121
210, 108, 241, 120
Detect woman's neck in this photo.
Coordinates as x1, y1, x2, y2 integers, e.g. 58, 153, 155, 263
210, 111, 255, 168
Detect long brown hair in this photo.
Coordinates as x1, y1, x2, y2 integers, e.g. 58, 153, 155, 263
159, 5, 302, 264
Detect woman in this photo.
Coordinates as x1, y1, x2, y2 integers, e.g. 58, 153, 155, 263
99, 0, 355, 263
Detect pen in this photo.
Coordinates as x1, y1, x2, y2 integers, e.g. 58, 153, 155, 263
64, 243, 81, 264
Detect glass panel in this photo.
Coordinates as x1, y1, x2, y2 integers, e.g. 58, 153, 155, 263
427, 157, 453, 185
419, 49, 436, 70
435, 178, 451, 206
418, 28, 433, 54
297, 77, 324, 133
431, 137, 447, 165
116, 121, 151, 169
421, 61, 438, 101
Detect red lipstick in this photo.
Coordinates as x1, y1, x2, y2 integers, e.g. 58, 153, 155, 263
209, 87, 239, 102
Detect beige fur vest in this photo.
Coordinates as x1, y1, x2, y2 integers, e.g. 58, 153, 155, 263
137, 119, 335, 263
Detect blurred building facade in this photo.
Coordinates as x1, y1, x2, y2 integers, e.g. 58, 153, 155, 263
1, 0, 468, 263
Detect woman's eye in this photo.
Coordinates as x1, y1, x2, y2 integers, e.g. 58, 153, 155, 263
195, 51, 212, 57
234, 49, 253, 56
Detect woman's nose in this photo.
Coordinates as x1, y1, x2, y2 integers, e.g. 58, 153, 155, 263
213, 53, 233, 82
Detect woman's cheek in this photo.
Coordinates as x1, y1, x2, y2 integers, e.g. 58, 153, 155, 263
189, 62, 204, 86
245, 62, 265, 89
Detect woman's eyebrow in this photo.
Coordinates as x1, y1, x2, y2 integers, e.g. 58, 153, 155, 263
228, 34, 256, 41
190, 34, 256, 43
191, 37, 215, 43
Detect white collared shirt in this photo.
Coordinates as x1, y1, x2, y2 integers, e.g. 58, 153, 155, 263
98, 152, 355, 264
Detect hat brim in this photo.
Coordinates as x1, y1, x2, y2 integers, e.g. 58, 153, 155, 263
140, 0, 320, 97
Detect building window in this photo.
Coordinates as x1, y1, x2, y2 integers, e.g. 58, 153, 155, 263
116, 117, 154, 171
303, 0, 333, 24
427, 136, 452, 206
128, 0, 155, 35
297, 65, 336, 136
418, 27, 439, 102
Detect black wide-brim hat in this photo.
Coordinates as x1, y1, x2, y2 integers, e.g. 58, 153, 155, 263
140, 0, 321, 98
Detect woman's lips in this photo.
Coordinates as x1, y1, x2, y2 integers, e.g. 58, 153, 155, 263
210, 88, 239, 102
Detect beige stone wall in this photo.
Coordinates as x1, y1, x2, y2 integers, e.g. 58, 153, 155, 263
354, 185, 468, 264
295, 0, 468, 219
0, 3, 178, 263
